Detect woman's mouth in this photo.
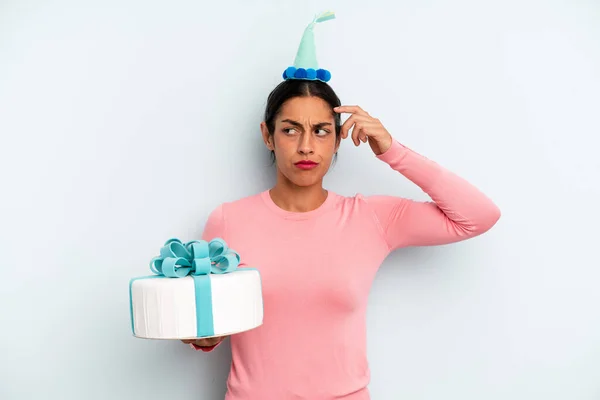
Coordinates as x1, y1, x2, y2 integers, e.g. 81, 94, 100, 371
294, 160, 318, 170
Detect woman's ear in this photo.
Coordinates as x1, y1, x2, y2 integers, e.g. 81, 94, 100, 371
260, 121, 274, 151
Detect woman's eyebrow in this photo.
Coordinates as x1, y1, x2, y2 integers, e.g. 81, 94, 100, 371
281, 119, 332, 128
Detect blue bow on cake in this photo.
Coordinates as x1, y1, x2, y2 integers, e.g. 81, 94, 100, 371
150, 238, 240, 278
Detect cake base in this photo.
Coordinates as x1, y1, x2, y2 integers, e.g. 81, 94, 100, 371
132, 323, 262, 340
130, 269, 263, 339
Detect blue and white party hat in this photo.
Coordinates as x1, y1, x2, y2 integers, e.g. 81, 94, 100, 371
282, 10, 335, 82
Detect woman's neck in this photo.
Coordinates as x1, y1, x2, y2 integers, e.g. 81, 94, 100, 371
269, 180, 328, 213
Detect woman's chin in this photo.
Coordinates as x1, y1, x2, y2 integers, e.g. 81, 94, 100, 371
278, 166, 327, 187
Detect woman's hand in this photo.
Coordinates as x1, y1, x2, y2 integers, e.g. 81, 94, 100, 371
181, 335, 228, 348
334, 105, 393, 156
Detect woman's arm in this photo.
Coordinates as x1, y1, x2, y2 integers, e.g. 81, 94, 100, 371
366, 140, 501, 251
334, 105, 499, 251
184, 204, 229, 352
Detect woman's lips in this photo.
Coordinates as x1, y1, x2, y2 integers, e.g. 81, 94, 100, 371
294, 160, 318, 170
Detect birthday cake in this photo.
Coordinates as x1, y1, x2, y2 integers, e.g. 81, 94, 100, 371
129, 238, 263, 340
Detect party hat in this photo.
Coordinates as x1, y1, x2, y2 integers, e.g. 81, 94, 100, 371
282, 11, 335, 82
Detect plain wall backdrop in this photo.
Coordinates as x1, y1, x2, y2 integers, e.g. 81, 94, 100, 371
1, 0, 599, 399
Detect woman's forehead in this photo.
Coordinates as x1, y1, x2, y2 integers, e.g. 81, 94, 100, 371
278, 97, 334, 121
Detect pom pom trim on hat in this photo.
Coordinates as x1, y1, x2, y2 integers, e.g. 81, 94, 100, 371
282, 66, 331, 82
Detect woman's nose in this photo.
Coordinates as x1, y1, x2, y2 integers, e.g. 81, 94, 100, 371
298, 133, 314, 155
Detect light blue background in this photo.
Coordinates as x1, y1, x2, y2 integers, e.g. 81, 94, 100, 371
1, 0, 599, 399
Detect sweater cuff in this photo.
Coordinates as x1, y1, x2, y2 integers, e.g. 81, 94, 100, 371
375, 139, 408, 164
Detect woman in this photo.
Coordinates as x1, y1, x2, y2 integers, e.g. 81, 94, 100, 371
182, 78, 501, 399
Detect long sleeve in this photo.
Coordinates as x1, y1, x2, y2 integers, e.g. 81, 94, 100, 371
190, 203, 228, 352
366, 140, 501, 251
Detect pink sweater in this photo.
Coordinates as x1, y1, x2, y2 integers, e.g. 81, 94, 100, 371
194, 140, 500, 399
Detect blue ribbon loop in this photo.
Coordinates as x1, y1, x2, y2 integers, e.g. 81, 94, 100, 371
149, 238, 240, 278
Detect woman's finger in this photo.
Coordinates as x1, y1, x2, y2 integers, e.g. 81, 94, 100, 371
340, 115, 356, 139
335, 105, 369, 116
351, 123, 363, 146
359, 122, 382, 144
340, 114, 372, 139
359, 128, 368, 143
360, 122, 373, 143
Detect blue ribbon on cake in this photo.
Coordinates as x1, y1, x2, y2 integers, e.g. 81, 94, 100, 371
150, 238, 240, 278
129, 238, 241, 338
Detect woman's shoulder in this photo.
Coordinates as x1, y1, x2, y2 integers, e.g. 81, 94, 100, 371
330, 191, 371, 205
208, 191, 265, 217
330, 191, 407, 219
202, 192, 265, 238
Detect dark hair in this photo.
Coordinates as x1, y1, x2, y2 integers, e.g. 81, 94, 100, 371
263, 79, 342, 163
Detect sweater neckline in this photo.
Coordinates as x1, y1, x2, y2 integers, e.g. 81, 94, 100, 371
260, 189, 337, 220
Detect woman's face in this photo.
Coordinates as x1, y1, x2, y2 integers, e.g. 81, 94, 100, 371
262, 96, 340, 188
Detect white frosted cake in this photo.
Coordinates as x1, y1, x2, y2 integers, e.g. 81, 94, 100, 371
129, 238, 263, 339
